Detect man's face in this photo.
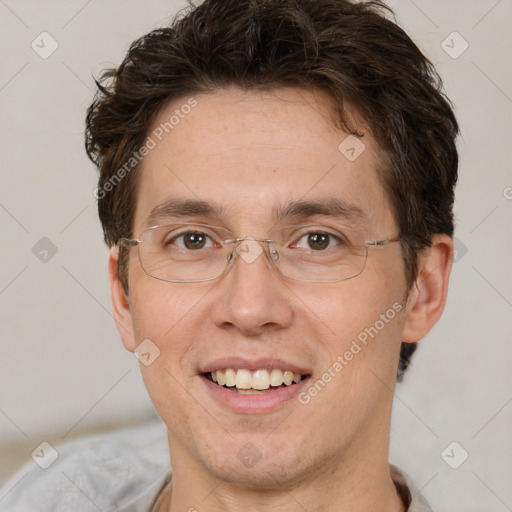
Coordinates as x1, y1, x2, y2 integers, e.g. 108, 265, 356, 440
118, 87, 410, 487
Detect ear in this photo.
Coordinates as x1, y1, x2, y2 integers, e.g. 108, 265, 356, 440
401, 234, 454, 343
108, 246, 137, 352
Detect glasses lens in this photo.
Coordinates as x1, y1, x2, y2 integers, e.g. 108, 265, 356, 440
138, 225, 229, 282
273, 241, 368, 282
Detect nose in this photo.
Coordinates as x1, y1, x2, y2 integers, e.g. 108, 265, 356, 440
211, 239, 294, 336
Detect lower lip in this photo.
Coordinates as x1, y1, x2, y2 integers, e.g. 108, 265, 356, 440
200, 374, 311, 414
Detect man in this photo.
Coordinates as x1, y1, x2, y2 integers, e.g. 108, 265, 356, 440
2, 0, 458, 510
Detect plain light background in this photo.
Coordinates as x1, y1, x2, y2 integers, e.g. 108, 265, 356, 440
0, 1, 511, 510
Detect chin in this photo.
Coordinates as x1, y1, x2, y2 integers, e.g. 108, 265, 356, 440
192, 436, 317, 491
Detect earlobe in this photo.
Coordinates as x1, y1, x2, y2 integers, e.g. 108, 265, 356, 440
401, 234, 454, 343
108, 246, 137, 352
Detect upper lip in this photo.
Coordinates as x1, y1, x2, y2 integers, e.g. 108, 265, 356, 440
200, 357, 312, 375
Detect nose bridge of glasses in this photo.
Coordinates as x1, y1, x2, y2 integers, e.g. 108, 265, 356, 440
223, 237, 277, 268
223, 236, 275, 244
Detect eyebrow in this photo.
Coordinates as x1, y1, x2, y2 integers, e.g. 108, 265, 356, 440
145, 197, 227, 227
145, 196, 368, 227
272, 198, 368, 225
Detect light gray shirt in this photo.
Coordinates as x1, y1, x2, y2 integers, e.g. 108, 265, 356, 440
0, 419, 432, 511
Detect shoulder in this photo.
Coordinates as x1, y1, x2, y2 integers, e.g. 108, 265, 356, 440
0, 419, 171, 512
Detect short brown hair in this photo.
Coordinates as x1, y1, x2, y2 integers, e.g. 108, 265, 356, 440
85, 0, 459, 378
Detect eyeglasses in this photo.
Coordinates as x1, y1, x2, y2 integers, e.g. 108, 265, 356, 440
119, 222, 400, 283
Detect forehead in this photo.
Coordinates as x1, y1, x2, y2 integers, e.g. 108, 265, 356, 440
134, 87, 395, 234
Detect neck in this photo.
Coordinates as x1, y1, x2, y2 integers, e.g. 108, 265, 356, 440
157, 462, 405, 512
158, 423, 405, 512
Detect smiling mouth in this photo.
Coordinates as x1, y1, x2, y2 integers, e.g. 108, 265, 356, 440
204, 368, 309, 394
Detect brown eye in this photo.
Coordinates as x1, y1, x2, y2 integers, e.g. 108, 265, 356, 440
307, 233, 330, 250
173, 232, 213, 250
184, 233, 206, 249
295, 232, 340, 251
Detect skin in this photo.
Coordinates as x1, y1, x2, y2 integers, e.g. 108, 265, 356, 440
109, 86, 453, 512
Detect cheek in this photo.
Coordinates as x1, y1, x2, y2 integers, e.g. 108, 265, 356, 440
298, 282, 405, 419
128, 276, 203, 340
127, 279, 218, 388
127, 282, 205, 427
298, 259, 406, 371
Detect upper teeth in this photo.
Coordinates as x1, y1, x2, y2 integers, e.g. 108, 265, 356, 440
211, 368, 303, 390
